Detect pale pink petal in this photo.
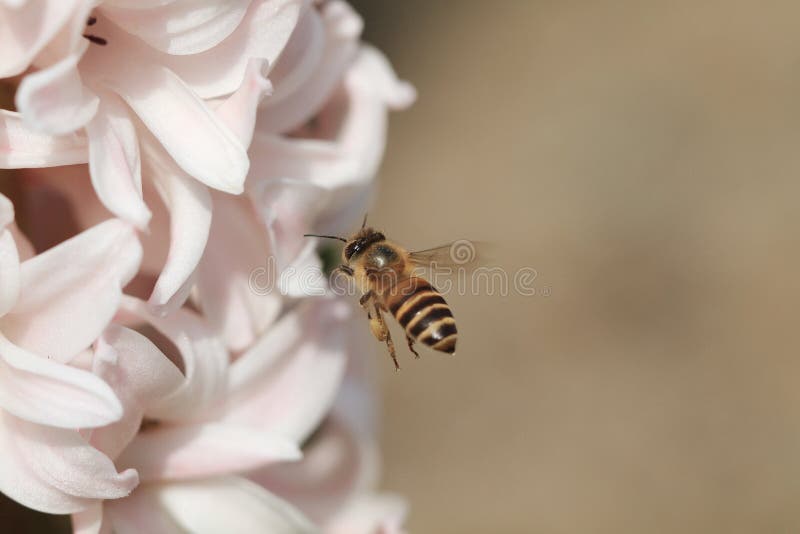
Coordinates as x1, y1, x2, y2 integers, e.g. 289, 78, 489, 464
103, 0, 177, 8
259, 5, 325, 114
100, 62, 248, 194
0, 410, 138, 514
278, 239, 326, 297
0, 193, 12, 229
16, 44, 100, 135
117, 423, 300, 481
225, 298, 318, 392
0, 332, 123, 428
8, 221, 35, 260
89, 325, 184, 459
0, 110, 88, 168
248, 46, 414, 237
252, 417, 374, 524
161, 0, 305, 98
0, 0, 79, 77
102, 0, 250, 55
213, 58, 272, 148
353, 45, 417, 110
72, 503, 111, 534
0, 219, 142, 362
86, 92, 151, 229
258, 1, 361, 134
325, 494, 408, 534
248, 177, 327, 271
105, 487, 184, 534
0, 194, 20, 316
118, 296, 228, 423
0, 232, 20, 314
218, 298, 352, 444
252, 46, 413, 188
142, 140, 212, 313
155, 476, 316, 534
195, 191, 281, 351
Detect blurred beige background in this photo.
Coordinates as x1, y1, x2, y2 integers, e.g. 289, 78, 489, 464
351, 1, 800, 533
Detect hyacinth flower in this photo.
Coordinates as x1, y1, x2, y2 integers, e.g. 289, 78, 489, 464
0, 199, 142, 512
0, 0, 414, 531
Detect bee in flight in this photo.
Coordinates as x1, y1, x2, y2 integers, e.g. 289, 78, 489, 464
305, 218, 470, 370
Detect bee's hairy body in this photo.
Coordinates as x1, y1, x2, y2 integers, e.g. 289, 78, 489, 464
336, 227, 457, 369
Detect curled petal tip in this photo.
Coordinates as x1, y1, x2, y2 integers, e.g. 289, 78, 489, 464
387, 80, 417, 110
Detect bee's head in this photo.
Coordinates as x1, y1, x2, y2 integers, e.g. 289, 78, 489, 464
344, 228, 385, 261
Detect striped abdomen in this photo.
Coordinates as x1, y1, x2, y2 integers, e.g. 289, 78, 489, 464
386, 277, 457, 354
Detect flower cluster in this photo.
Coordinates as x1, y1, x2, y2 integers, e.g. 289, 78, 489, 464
0, 0, 413, 531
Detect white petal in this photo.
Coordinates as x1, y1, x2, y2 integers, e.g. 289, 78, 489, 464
72, 503, 111, 534
248, 46, 414, 236
142, 142, 212, 313
0, 411, 138, 514
86, 92, 151, 229
251, 416, 375, 525
0, 219, 142, 362
213, 58, 272, 148
117, 423, 300, 481
354, 45, 416, 110
0, 194, 20, 316
119, 297, 229, 423
89, 325, 184, 459
155, 476, 316, 534
326, 494, 408, 534
161, 0, 305, 98
103, 0, 177, 8
15, 44, 99, 135
0, 333, 124, 428
0, 0, 79, 77
277, 239, 325, 298
105, 63, 248, 194
102, 0, 250, 55
219, 298, 351, 444
8, 221, 35, 261
105, 488, 184, 534
195, 191, 281, 351
258, 1, 361, 134
0, 110, 88, 168
248, 177, 327, 271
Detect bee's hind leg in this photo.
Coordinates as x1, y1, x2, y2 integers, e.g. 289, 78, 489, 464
406, 334, 420, 359
367, 304, 399, 370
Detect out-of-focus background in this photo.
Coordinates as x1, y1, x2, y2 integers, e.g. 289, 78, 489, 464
350, 1, 800, 533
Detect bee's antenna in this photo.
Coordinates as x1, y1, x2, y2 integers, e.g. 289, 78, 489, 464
361, 213, 368, 229
303, 233, 347, 242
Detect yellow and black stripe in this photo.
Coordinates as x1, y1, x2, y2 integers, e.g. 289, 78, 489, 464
387, 277, 457, 354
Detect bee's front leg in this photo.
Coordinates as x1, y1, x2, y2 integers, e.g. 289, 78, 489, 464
359, 289, 375, 310
333, 264, 353, 277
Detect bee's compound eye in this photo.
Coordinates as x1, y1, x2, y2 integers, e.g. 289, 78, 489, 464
344, 242, 358, 259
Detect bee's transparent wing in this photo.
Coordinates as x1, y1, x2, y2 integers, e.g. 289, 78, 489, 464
407, 240, 486, 270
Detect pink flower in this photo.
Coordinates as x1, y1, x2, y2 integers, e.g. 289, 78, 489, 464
0, 0, 415, 529
0, 199, 142, 512
1, 0, 301, 314
68, 297, 353, 532
253, 335, 409, 533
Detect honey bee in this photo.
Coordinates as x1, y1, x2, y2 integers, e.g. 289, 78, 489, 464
306, 218, 470, 370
